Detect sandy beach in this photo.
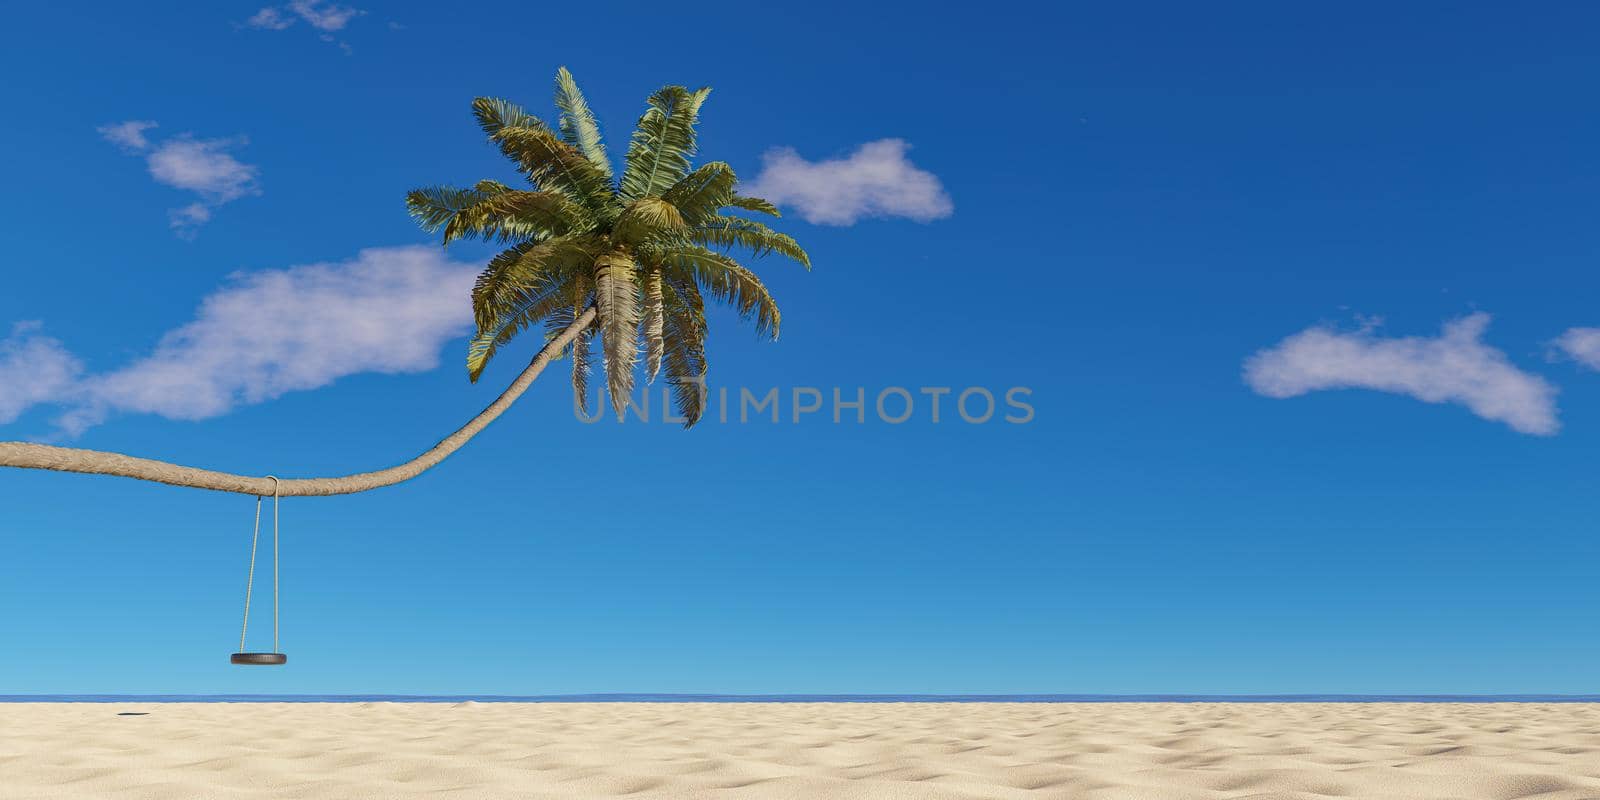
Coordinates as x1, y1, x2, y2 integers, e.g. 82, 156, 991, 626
3, 702, 1599, 799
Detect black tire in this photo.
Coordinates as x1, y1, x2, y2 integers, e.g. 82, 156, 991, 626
230, 652, 288, 665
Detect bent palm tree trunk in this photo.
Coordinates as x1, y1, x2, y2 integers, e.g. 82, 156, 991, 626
0, 308, 597, 497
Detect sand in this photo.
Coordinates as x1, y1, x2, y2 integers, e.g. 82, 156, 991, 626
2, 702, 1599, 798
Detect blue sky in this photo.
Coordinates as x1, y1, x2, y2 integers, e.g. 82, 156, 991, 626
3, 1, 1600, 695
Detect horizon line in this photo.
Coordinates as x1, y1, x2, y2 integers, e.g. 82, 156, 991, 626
5, 693, 1599, 704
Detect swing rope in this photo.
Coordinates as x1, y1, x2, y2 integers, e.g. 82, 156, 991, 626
238, 476, 280, 653
273, 475, 279, 654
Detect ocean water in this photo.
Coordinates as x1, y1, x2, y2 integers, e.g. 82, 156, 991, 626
2, 694, 1599, 703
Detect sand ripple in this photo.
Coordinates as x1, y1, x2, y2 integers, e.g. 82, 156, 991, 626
1, 702, 1598, 798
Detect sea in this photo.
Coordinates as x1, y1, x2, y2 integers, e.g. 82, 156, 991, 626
3, 694, 1599, 703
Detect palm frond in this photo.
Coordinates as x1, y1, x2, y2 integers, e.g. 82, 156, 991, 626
408, 185, 581, 244
438, 190, 586, 245
614, 196, 686, 244
541, 268, 593, 354
593, 251, 640, 414
662, 162, 737, 225
569, 276, 596, 416
687, 215, 810, 268
472, 236, 600, 331
571, 324, 595, 416
554, 66, 611, 178
406, 184, 490, 233
661, 276, 708, 426
536, 273, 597, 414
492, 124, 613, 206
727, 194, 780, 217
620, 85, 711, 201
472, 97, 541, 138
466, 269, 577, 382
540, 287, 577, 354
657, 245, 780, 338
641, 267, 664, 383
472, 241, 537, 330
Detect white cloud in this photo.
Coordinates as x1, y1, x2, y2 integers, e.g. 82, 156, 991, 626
743, 139, 953, 226
100, 123, 260, 237
146, 136, 260, 202
0, 247, 477, 437
244, 7, 294, 29
1553, 327, 1600, 371
1243, 313, 1559, 435
0, 322, 83, 425
168, 203, 213, 238
96, 120, 158, 152
245, 1, 363, 49
288, 0, 362, 30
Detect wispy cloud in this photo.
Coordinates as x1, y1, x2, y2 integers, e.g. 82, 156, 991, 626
99, 122, 260, 238
144, 136, 260, 202
743, 139, 953, 226
168, 203, 212, 232
244, 1, 364, 51
287, 0, 362, 30
0, 323, 82, 425
0, 247, 476, 437
1243, 313, 1558, 435
1552, 327, 1600, 372
96, 120, 159, 152
244, 6, 294, 29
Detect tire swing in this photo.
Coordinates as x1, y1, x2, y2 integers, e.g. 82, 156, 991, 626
232, 476, 286, 666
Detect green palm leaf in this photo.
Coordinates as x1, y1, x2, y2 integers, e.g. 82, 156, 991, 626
657, 244, 781, 338
472, 97, 541, 138
571, 324, 595, 415
405, 184, 496, 234
727, 194, 781, 217
467, 270, 577, 382
537, 274, 597, 414
662, 162, 738, 225
554, 67, 611, 178
620, 85, 711, 202
614, 196, 686, 245
492, 125, 612, 206
471, 236, 600, 331
448, 190, 586, 245
688, 215, 810, 268
594, 251, 640, 414
641, 267, 665, 383
661, 276, 708, 426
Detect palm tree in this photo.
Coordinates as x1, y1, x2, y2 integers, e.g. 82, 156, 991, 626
409, 67, 808, 423
0, 69, 808, 496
